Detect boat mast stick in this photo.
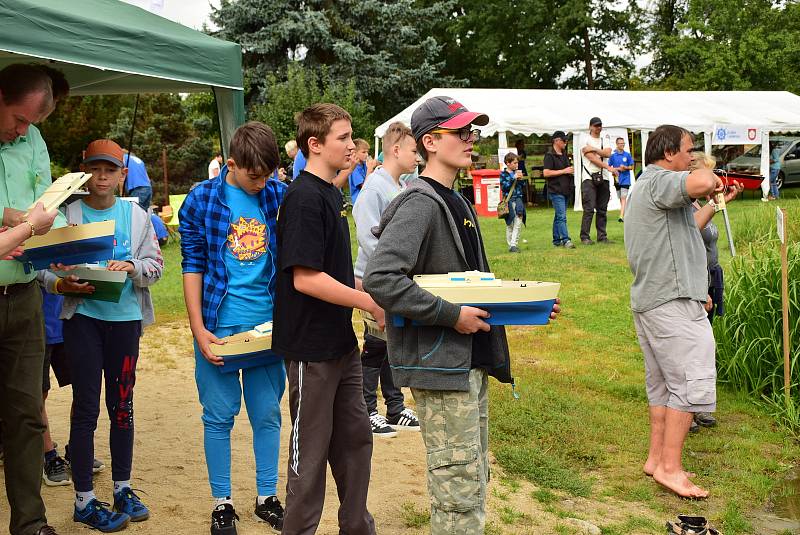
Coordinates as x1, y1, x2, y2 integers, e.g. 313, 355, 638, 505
722, 208, 735, 257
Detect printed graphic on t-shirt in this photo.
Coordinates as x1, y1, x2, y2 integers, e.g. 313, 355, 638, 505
227, 216, 266, 261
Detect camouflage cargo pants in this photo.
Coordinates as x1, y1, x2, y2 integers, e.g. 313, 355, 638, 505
412, 369, 489, 535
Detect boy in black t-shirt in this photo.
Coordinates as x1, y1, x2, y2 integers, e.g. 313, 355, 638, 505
272, 103, 385, 535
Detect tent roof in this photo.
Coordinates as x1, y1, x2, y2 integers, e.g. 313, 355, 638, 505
0, 0, 244, 94
376, 88, 800, 138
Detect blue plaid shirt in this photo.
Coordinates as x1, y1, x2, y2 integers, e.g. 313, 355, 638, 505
500, 169, 525, 200
179, 166, 286, 331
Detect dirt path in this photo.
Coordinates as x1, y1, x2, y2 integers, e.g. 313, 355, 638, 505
0, 321, 664, 534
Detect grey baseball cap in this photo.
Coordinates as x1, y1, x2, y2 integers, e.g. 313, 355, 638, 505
589, 117, 603, 126
552, 130, 568, 141
410, 96, 489, 141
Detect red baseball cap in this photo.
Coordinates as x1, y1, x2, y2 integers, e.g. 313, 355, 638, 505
411, 96, 489, 141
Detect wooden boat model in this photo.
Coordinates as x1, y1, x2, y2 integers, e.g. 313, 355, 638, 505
394, 271, 560, 326
54, 264, 127, 303
17, 220, 115, 271
210, 321, 279, 373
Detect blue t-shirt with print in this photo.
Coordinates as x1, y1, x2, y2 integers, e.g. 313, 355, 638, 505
349, 162, 367, 206
608, 150, 634, 186
76, 199, 142, 322
216, 182, 274, 328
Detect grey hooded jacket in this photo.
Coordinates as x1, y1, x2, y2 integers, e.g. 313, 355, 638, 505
362, 178, 511, 392
40, 200, 163, 328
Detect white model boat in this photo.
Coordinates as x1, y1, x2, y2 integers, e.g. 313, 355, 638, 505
395, 271, 560, 326
18, 220, 115, 271
54, 264, 128, 302
360, 310, 386, 341
210, 321, 273, 357
28, 172, 91, 212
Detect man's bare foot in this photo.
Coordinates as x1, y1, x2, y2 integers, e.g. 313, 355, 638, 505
652, 467, 709, 499
644, 466, 696, 478
643, 458, 659, 476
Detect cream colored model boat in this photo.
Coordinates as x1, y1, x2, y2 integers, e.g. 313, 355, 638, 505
360, 310, 386, 341
393, 271, 560, 326
28, 172, 91, 213
18, 220, 116, 271
210, 321, 273, 357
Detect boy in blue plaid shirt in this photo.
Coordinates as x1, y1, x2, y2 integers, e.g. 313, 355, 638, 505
180, 122, 287, 535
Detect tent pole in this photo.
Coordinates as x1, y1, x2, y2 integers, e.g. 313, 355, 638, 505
126, 94, 140, 155
162, 147, 168, 208
640, 130, 650, 172
760, 130, 770, 199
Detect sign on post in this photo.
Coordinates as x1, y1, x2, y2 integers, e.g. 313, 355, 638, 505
712, 124, 763, 145
778, 207, 791, 404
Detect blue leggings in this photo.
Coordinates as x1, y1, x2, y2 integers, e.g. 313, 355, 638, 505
194, 325, 286, 497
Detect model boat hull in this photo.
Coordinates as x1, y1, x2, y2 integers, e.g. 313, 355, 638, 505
210, 326, 280, 373
18, 221, 115, 272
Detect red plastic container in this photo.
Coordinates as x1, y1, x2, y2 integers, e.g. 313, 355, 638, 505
470, 169, 502, 217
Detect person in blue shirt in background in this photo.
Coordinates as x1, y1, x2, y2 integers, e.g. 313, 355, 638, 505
122, 150, 152, 210
608, 137, 634, 222
348, 139, 378, 206
769, 143, 782, 200
500, 152, 527, 252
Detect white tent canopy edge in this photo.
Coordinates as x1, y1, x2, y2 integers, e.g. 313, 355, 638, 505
375, 88, 800, 204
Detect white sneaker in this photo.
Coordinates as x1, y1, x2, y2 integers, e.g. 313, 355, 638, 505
386, 408, 420, 431
369, 412, 397, 438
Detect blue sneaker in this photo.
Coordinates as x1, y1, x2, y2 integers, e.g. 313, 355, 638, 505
113, 488, 150, 522
74, 499, 130, 532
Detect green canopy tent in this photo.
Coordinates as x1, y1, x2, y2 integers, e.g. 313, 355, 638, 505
0, 0, 245, 155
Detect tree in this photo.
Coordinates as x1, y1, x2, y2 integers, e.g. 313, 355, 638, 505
426, 0, 643, 90
39, 95, 130, 172
107, 94, 215, 198
250, 63, 375, 167
210, 0, 461, 118
645, 0, 800, 93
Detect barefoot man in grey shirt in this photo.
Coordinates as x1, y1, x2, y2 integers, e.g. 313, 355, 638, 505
623, 125, 723, 499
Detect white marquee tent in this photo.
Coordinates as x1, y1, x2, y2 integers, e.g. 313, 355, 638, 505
375, 88, 800, 208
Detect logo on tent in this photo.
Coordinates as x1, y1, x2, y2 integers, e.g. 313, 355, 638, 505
716, 128, 727, 141
748, 128, 757, 141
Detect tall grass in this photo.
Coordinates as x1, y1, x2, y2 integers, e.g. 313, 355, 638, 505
714, 241, 800, 434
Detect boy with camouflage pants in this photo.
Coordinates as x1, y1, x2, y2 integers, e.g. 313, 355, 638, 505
363, 96, 560, 534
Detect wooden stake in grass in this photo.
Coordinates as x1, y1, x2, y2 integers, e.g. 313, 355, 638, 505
777, 207, 791, 405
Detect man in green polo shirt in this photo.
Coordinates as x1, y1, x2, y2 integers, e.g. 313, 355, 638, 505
0, 63, 62, 535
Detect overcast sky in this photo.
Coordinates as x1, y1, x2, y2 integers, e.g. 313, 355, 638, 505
121, 0, 217, 30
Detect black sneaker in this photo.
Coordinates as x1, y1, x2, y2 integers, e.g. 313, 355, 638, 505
694, 412, 717, 428
211, 503, 239, 535
386, 408, 420, 432
369, 411, 397, 438
598, 238, 615, 244
254, 496, 284, 532
508, 246, 521, 253
43, 455, 71, 486
689, 419, 700, 433
581, 239, 594, 245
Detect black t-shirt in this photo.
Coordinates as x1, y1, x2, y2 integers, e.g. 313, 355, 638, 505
543, 150, 573, 196
420, 177, 492, 370
272, 170, 358, 361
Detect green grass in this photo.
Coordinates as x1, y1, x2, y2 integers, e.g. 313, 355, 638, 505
399, 502, 430, 528
150, 186, 800, 531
